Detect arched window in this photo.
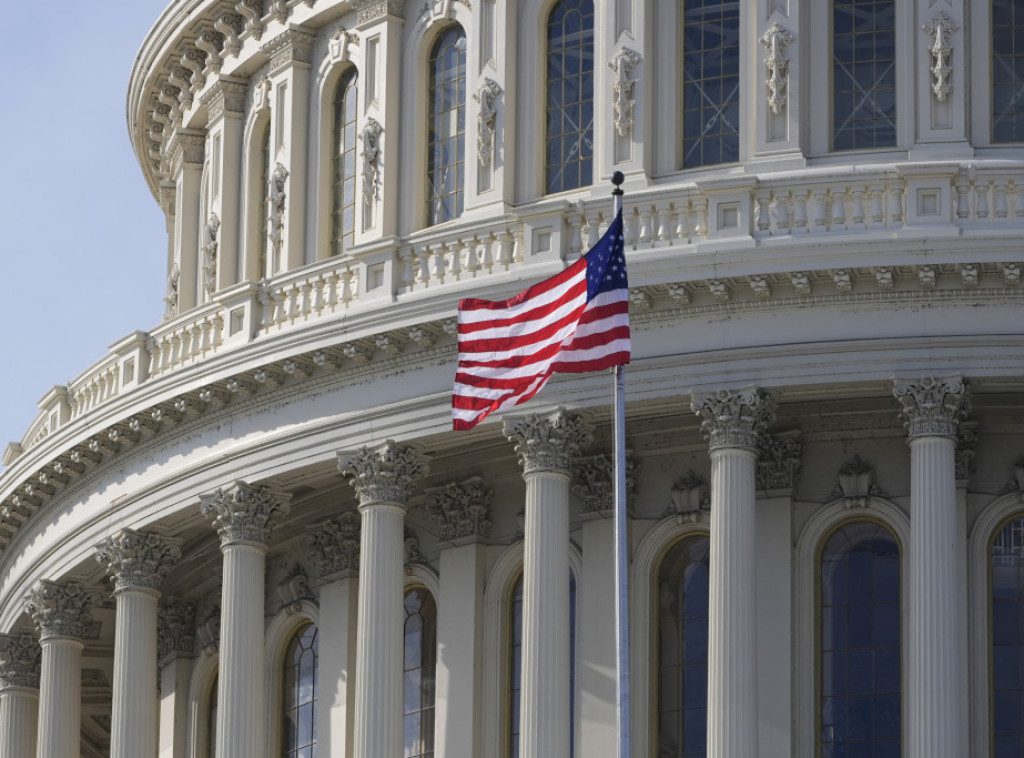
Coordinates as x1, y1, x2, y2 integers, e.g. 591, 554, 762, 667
545, 0, 595, 193
992, 0, 1024, 143
508, 573, 577, 757
832, 0, 896, 150
331, 69, 358, 256
404, 587, 437, 758
819, 520, 901, 756
656, 534, 710, 758
208, 672, 218, 758
427, 26, 467, 226
681, 0, 740, 168
991, 515, 1024, 754
259, 123, 271, 277
282, 623, 319, 757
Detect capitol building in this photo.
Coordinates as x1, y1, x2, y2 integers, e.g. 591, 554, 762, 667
3, 0, 1024, 757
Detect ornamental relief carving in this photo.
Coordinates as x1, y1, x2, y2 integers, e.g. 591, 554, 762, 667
202, 213, 220, 299
571, 454, 639, 513
0, 633, 41, 688
361, 118, 384, 207
474, 78, 502, 168
308, 512, 362, 576
608, 47, 642, 138
199, 480, 293, 547
831, 455, 888, 509
504, 410, 593, 475
666, 469, 710, 523
25, 580, 102, 642
269, 159, 289, 262
356, 0, 407, 24
158, 598, 196, 660
215, 12, 245, 57
95, 529, 183, 592
759, 22, 794, 114
163, 262, 180, 320
923, 12, 958, 102
690, 387, 776, 451
427, 477, 492, 540
757, 430, 802, 493
956, 420, 978, 482
338, 441, 429, 507
893, 375, 970, 439
261, 28, 316, 72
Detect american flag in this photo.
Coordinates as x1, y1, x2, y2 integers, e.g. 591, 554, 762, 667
452, 211, 630, 430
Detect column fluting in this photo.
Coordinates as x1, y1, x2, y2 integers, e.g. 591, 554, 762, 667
338, 440, 428, 758
0, 632, 41, 758
504, 410, 592, 758
691, 387, 775, 758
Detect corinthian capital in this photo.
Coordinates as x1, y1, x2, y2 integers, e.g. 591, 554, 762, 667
96, 529, 182, 594
200, 481, 293, 548
503, 409, 593, 475
893, 375, 970, 439
690, 387, 776, 451
0, 633, 41, 689
338, 441, 429, 508
25, 581, 101, 642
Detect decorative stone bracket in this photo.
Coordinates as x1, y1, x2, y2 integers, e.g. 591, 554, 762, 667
759, 22, 794, 114
608, 47, 642, 138
923, 12, 958, 102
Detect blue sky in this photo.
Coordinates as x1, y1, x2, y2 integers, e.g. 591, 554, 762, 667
0, 1, 171, 461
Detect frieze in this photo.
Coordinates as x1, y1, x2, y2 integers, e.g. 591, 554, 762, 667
690, 387, 776, 451
308, 512, 361, 576
199, 480, 293, 548
201, 78, 247, 122
893, 375, 970, 439
261, 28, 316, 72
158, 598, 196, 660
571, 454, 638, 513
504, 409, 593, 475
427, 477, 492, 540
0, 633, 41, 689
338, 441, 429, 507
96, 529, 183, 593
25, 580, 101, 642
356, 0, 406, 24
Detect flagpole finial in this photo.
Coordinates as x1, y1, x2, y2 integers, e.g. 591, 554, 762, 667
611, 171, 624, 196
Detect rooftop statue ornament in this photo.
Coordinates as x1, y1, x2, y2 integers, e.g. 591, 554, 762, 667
361, 118, 384, 207
202, 213, 220, 299
759, 22, 794, 114
924, 12, 958, 102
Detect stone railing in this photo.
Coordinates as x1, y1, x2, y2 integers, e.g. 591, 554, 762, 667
6, 161, 1023, 464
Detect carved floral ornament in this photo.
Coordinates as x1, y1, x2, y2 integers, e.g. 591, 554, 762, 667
25, 580, 102, 642
759, 22, 794, 114
308, 511, 362, 576
571, 454, 639, 513
503, 410, 593, 475
608, 47, 642, 138
427, 477, 493, 540
95, 529, 183, 593
893, 375, 970, 439
756, 430, 802, 493
338, 441, 429, 507
0, 633, 41, 688
474, 78, 503, 168
923, 12, 958, 102
690, 387, 776, 451
158, 598, 196, 660
831, 455, 887, 509
199, 480, 293, 548
666, 469, 710, 521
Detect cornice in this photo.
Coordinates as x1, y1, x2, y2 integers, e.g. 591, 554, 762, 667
261, 28, 316, 72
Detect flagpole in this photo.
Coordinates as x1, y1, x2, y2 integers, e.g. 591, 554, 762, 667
611, 170, 630, 758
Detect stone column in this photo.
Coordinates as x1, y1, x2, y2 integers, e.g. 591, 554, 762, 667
25, 580, 101, 758
426, 478, 493, 758
0, 632, 41, 758
338, 441, 428, 758
503, 410, 592, 758
893, 376, 970, 758
200, 481, 293, 758
690, 388, 776, 758
96, 529, 183, 758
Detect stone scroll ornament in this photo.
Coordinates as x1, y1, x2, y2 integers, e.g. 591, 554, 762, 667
473, 78, 502, 168
759, 22, 794, 114
609, 47, 642, 138
361, 118, 384, 207
923, 12, 958, 102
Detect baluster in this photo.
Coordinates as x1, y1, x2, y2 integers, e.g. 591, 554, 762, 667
888, 184, 905, 225
399, 250, 414, 291
513, 229, 525, 263
831, 188, 847, 231
273, 288, 287, 328
755, 193, 771, 235
850, 188, 866, 229
445, 240, 460, 281
770, 192, 790, 235
191, 322, 204, 359
694, 197, 709, 240
792, 190, 809, 233
811, 189, 828, 231
462, 237, 478, 276
199, 319, 212, 355
869, 186, 885, 226
496, 232, 512, 269
675, 204, 689, 243
568, 212, 583, 257
212, 313, 225, 348
585, 213, 601, 248
326, 270, 340, 309
339, 267, 353, 305
311, 275, 325, 315
955, 177, 971, 220
300, 282, 313, 320
1015, 182, 1024, 221
430, 243, 445, 284
622, 209, 637, 250
479, 234, 494, 272
976, 180, 991, 221
146, 338, 158, 379
638, 208, 653, 247
995, 181, 1009, 221
347, 268, 360, 302
657, 207, 672, 244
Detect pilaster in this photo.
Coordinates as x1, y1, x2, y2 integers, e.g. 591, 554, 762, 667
503, 410, 592, 758
96, 529, 182, 758
690, 387, 775, 758
749, 0, 804, 164
167, 130, 206, 313
158, 599, 196, 758
893, 376, 970, 758
200, 481, 292, 758
0, 633, 41, 758
25, 580, 101, 758
338, 440, 428, 758
911, 0, 970, 155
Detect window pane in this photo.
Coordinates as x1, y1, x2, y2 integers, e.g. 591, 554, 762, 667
283, 624, 319, 758
330, 70, 358, 256
426, 27, 467, 225
992, 516, 1024, 744
404, 587, 437, 758
682, 0, 741, 169
993, 0, 1024, 142
832, 0, 897, 150
546, 0, 595, 193
656, 534, 710, 758
819, 521, 901, 755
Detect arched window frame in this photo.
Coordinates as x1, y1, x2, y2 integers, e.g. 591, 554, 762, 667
402, 571, 440, 758
969, 493, 1024, 757
424, 23, 469, 227
263, 599, 320, 757
630, 515, 712, 758
313, 56, 360, 261
481, 541, 582, 758
188, 651, 220, 758
794, 498, 909, 758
